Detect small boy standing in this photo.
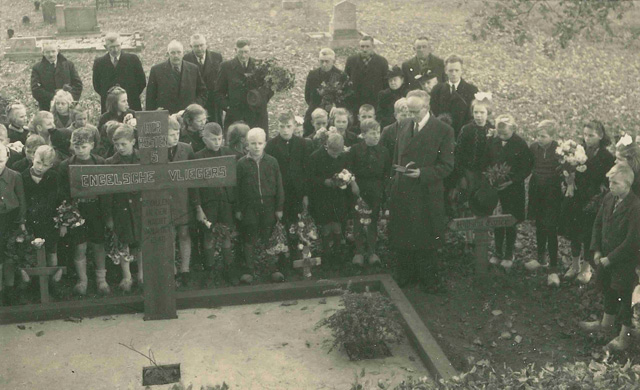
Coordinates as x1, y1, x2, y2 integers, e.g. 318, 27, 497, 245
0, 145, 26, 305
579, 165, 640, 351
58, 127, 110, 295
195, 123, 237, 283
10, 134, 47, 174
105, 124, 142, 292
235, 128, 284, 284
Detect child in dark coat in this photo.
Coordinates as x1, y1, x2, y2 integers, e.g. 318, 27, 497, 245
179, 104, 207, 153
105, 124, 141, 292
235, 128, 285, 284
486, 114, 533, 266
561, 121, 615, 283
526, 120, 563, 284
579, 165, 640, 351
347, 119, 390, 266
10, 134, 47, 174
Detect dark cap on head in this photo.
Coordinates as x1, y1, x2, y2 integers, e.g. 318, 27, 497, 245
386, 65, 403, 79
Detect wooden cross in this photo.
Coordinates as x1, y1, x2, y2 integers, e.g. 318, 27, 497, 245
448, 214, 516, 275
292, 246, 321, 278
68, 111, 236, 321
21, 246, 66, 304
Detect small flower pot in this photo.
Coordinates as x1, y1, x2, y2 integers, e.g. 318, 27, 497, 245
141, 364, 180, 386
344, 341, 391, 361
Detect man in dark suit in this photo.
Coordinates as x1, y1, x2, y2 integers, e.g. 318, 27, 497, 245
92, 33, 146, 114
215, 39, 272, 133
302, 48, 347, 136
184, 34, 223, 126
388, 90, 454, 291
30, 41, 83, 111
430, 55, 479, 139
401, 36, 445, 91
345, 36, 388, 117
146, 40, 207, 114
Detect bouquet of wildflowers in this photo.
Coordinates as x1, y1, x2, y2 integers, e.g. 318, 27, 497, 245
266, 221, 289, 256
289, 210, 319, 250
317, 72, 353, 112
105, 228, 133, 265
201, 218, 233, 255
483, 162, 511, 189
246, 58, 295, 93
54, 200, 85, 229
555, 139, 587, 197
355, 197, 373, 227
331, 169, 355, 190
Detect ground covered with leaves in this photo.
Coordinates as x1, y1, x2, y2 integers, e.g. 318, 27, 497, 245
2, 0, 640, 384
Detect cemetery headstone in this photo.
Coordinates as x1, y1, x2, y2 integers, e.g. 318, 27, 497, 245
56, 5, 100, 35
448, 215, 516, 274
330, 0, 360, 48
282, 0, 303, 10
21, 246, 66, 304
69, 111, 236, 321
4, 37, 41, 60
42, 1, 56, 24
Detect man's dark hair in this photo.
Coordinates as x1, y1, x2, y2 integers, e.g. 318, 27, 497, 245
236, 39, 250, 49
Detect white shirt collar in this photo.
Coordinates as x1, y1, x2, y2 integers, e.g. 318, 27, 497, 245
417, 112, 430, 132
198, 52, 206, 63
111, 54, 119, 62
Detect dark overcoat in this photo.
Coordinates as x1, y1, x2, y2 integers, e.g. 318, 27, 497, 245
105, 152, 142, 244
146, 60, 207, 114
214, 57, 272, 131
31, 53, 83, 111
430, 78, 478, 138
184, 50, 223, 125
485, 134, 533, 222
560, 146, 615, 241
591, 191, 640, 291
344, 53, 389, 113
401, 54, 445, 90
388, 116, 455, 251
527, 141, 563, 227
376, 85, 409, 129
306, 147, 350, 225
303, 66, 347, 135
92, 52, 146, 113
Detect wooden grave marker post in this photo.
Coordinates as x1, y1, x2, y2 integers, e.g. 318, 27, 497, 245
448, 214, 516, 275
293, 246, 321, 278
21, 246, 66, 304
68, 111, 236, 320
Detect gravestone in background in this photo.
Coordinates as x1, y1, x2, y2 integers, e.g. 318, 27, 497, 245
330, 0, 360, 48
56, 5, 101, 35
42, 1, 57, 24
4, 37, 41, 60
282, 0, 303, 10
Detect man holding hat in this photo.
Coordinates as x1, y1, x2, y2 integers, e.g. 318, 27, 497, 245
376, 65, 409, 128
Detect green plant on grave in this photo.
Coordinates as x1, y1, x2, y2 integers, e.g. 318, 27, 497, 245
315, 284, 404, 359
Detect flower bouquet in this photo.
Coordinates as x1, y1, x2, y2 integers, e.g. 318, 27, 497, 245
317, 72, 353, 113
266, 221, 289, 256
201, 218, 233, 255
288, 210, 319, 250
555, 140, 587, 197
53, 200, 85, 229
331, 169, 355, 190
105, 228, 133, 265
483, 162, 511, 189
246, 58, 295, 109
5, 229, 46, 282
355, 197, 373, 227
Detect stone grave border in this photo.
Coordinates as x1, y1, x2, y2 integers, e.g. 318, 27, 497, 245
0, 274, 457, 382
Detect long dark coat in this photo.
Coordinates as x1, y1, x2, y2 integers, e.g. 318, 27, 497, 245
31, 53, 83, 111
485, 134, 533, 222
214, 57, 272, 131
303, 66, 347, 135
376, 85, 409, 129
22, 168, 59, 244
389, 116, 455, 251
184, 50, 223, 125
168, 142, 197, 226
527, 141, 563, 227
344, 53, 389, 114
591, 191, 640, 291
307, 147, 350, 225
146, 60, 207, 114
92, 52, 146, 113
105, 152, 142, 244
559, 146, 615, 241
401, 54, 445, 90
430, 78, 478, 138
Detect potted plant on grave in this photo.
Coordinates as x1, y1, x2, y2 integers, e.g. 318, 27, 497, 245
316, 285, 404, 360
245, 58, 295, 110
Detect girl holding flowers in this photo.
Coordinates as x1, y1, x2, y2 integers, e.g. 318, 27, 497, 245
561, 120, 614, 282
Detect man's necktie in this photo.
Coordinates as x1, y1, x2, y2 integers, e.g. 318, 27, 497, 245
450, 84, 455, 95
613, 196, 621, 212
413, 122, 419, 137
112, 57, 118, 68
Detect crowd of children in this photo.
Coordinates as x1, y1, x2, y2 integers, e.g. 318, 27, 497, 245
1, 52, 639, 351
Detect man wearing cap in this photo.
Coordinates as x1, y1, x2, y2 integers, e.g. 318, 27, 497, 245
415, 70, 438, 94
302, 48, 347, 136
146, 40, 207, 114
344, 36, 389, 116
31, 40, 83, 111
92, 32, 147, 114
184, 34, 223, 126
376, 65, 409, 128
402, 36, 445, 91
